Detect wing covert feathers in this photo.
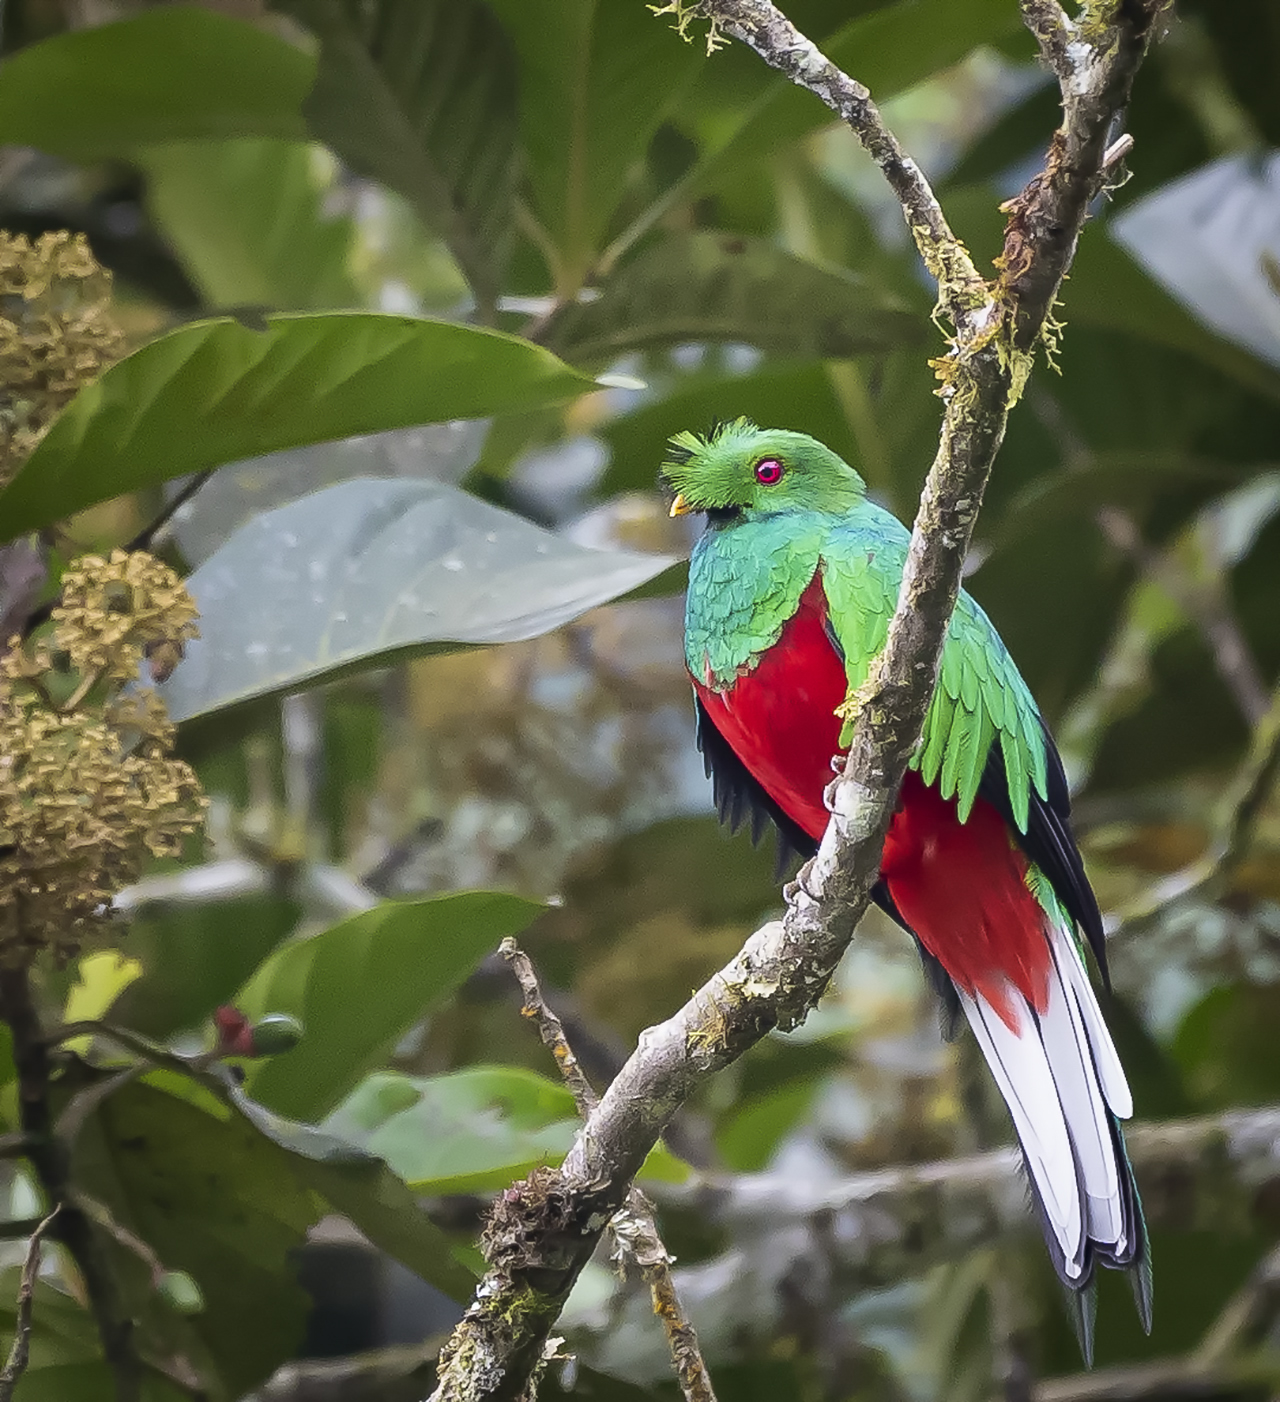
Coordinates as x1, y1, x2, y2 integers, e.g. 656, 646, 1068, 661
819, 534, 1048, 831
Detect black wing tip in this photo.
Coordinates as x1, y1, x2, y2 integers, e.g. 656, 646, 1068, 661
911, 935, 963, 1040
979, 715, 1109, 982
1020, 1116, 1151, 1359
1129, 1255, 1154, 1336
1064, 1277, 1098, 1368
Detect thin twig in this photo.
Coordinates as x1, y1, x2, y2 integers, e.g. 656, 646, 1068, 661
0, 1205, 61, 1402
1026, 388, 1266, 731
1096, 506, 1270, 728
498, 939, 717, 1402
1108, 676, 1280, 930
1192, 1239, 1280, 1369
122, 469, 215, 555
72, 1193, 166, 1289
1019, 0, 1075, 82
500, 940, 598, 1116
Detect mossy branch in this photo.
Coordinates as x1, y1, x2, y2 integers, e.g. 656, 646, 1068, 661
429, 3, 1162, 1397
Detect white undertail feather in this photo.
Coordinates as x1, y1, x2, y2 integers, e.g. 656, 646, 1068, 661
957, 920, 1134, 1283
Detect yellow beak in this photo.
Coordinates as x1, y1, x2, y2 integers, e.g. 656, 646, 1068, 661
668, 493, 693, 517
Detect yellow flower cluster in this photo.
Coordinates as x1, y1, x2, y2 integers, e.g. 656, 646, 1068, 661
0, 231, 124, 484
53, 550, 200, 685
0, 552, 206, 964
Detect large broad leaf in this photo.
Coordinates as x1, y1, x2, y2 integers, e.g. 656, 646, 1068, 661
139, 140, 359, 311
543, 231, 922, 367
279, 0, 519, 315
0, 313, 592, 541
237, 891, 544, 1121
620, 0, 1022, 262
0, 8, 312, 156
223, 1083, 476, 1300
108, 895, 302, 1041
484, 0, 704, 287
325, 1067, 687, 1194
75, 1076, 319, 1399
157, 477, 679, 722
325, 1066, 580, 1195
169, 423, 488, 568
1111, 154, 1280, 372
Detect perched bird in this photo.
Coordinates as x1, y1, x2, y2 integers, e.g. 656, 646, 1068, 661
664, 419, 1149, 1354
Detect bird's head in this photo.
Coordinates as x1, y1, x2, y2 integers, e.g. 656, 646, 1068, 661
661, 419, 866, 523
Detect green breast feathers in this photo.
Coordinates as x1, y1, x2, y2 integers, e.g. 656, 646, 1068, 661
685, 507, 1048, 830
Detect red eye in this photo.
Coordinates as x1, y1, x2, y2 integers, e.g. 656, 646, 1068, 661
754, 458, 784, 485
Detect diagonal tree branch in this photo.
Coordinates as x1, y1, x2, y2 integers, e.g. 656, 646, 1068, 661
499, 939, 716, 1402
429, 4, 1162, 1397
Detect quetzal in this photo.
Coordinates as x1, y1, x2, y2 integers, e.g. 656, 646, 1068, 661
664, 419, 1149, 1351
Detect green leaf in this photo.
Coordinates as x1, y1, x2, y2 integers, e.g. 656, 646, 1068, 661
222, 1083, 477, 1300
326, 1066, 579, 1194
321, 1066, 687, 1192
1173, 982, 1280, 1111
75, 1077, 318, 1398
238, 892, 544, 1121
543, 231, 922, 367
0, 8, 312, 157
630, 0, 1022, 259
109, 895, 303, 1041
279, 0, 519, 315
485, 0, 704, 286
0, 313, 592, 541
157, 477, 680, 723
716, 1082, 821, 1173
139, 140, 359, 311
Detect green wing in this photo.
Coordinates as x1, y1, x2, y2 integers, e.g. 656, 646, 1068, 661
820, 518, 1047, 830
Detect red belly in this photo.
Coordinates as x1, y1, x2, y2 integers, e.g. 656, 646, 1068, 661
692, 576, 1050, 1024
